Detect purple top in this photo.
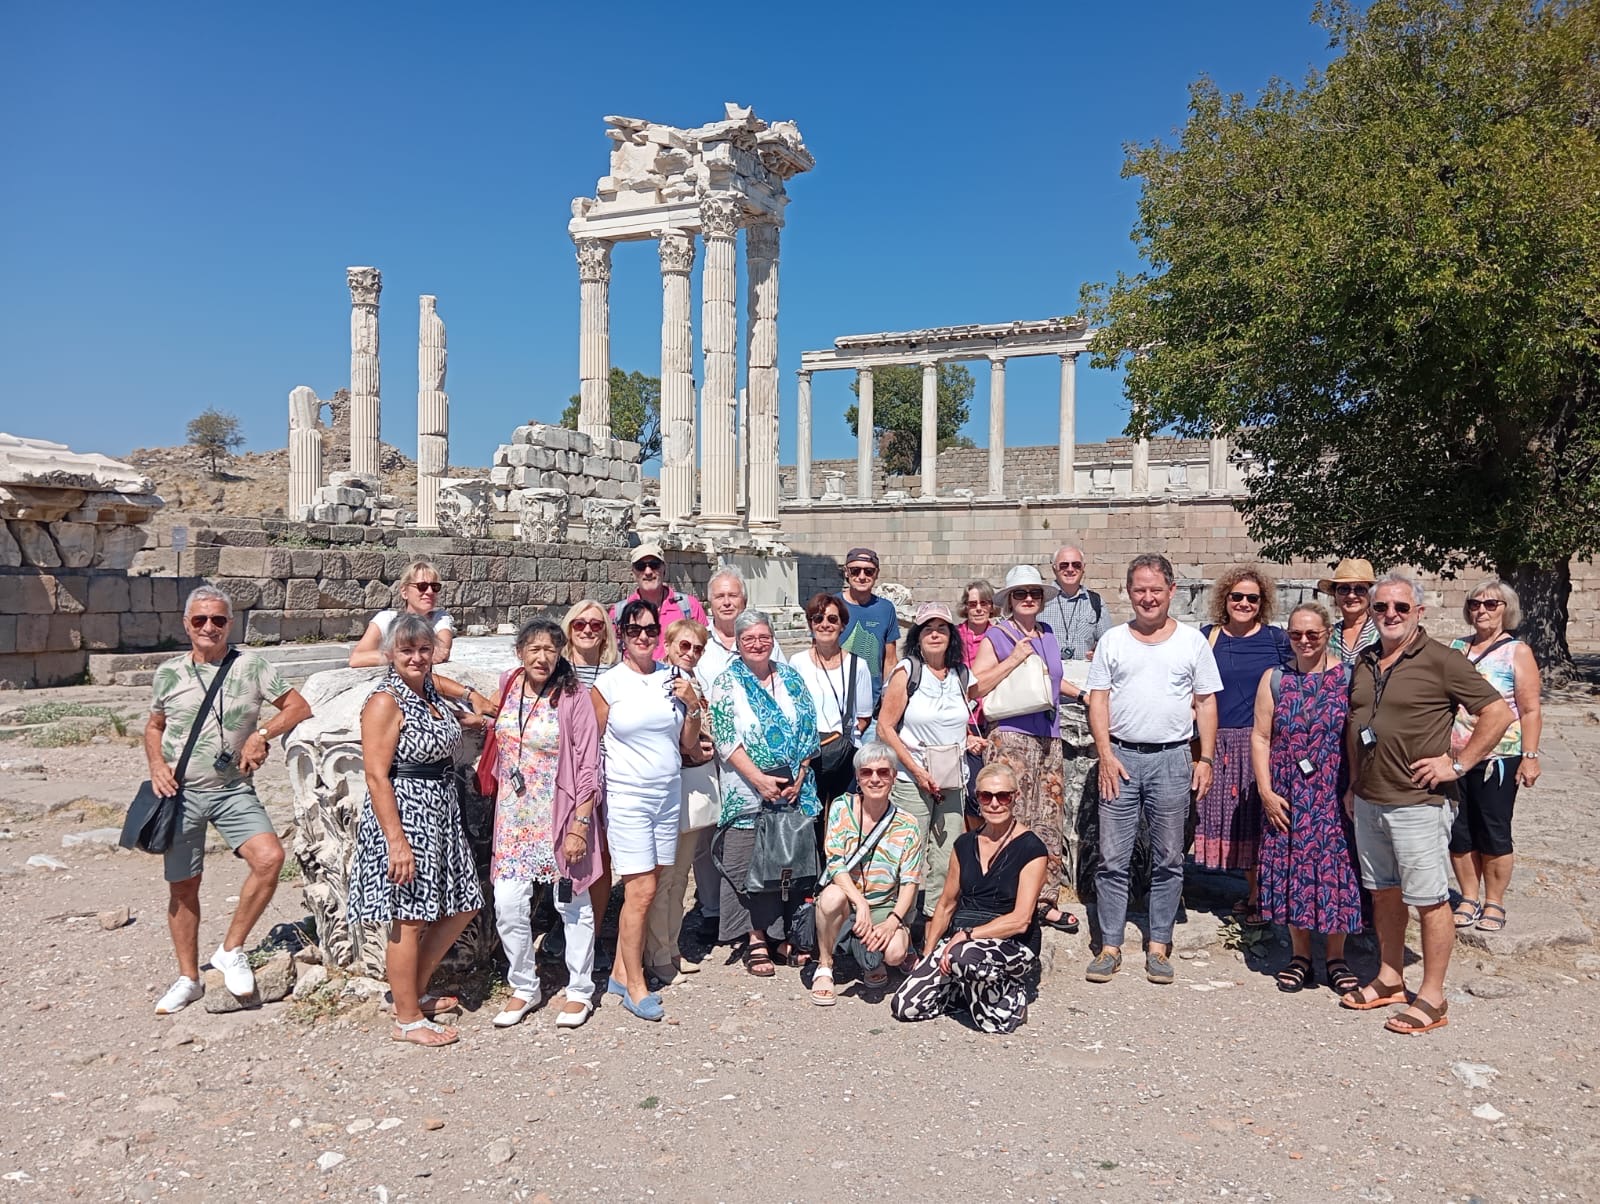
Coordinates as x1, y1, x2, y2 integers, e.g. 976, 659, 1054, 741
983, 622, 1064, 739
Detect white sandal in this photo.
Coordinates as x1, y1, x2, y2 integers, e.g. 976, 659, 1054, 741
811, 966, 837, 1007
391, 1017, 458, 1047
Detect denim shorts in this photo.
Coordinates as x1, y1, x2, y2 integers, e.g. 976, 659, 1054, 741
164, 783, 277, 883
1353, 796, 1454, 907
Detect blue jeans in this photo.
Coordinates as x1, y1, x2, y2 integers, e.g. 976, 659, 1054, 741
1094, 746, 1191, 947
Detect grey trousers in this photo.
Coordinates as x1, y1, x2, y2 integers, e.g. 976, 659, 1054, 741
714, 825, 803, 946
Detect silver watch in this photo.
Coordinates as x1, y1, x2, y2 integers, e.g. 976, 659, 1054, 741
1450, 759, 1465, 777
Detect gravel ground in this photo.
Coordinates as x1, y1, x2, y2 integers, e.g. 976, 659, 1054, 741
1, 680, 1598, 1202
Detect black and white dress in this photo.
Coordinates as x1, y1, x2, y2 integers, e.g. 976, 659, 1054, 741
348, 670, 484, 923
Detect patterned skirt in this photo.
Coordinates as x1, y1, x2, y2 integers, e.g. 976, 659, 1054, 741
348, 777, 485, 924
1192, 725, 1261, 872
984, 729, 1066, 910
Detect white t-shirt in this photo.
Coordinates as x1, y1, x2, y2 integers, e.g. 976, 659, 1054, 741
889, 660, 972, 782
791, 648, 873, 736
370, 608, 455, 636
1086, 622, 1224, 744
595, 662, 684, 803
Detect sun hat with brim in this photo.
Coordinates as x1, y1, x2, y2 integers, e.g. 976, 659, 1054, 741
906, 601, 958, 657
630, 542, 666, 566
996, 564, 1058, 612
1317, 557, 1377, 595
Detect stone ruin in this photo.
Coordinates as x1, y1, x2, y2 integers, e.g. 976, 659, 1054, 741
489, 422, 641, 547
302, 471, 415, 528
0, 434, 163, 570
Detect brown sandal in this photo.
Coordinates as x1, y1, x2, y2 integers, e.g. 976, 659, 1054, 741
1339, 979, 1411, 1010
745, 943, 775, 977
1385, 996, 1449, 1035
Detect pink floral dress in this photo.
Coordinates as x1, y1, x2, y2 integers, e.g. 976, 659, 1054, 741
490, 675, 561, 884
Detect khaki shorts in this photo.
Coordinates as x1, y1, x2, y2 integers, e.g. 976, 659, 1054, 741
164, 783, 277, 883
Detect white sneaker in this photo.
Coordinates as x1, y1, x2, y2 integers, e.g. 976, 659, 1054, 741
492, 992, 540, 1028
155, 976, 205, 1015
211, 944, 255, 997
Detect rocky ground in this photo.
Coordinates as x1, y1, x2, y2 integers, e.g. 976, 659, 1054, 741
2, 677, 1598, 1202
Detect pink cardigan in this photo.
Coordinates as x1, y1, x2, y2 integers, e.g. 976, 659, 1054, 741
492, 668, 607, 893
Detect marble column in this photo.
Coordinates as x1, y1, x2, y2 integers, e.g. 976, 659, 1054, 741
347, 267, 382, 479
658, 231, 696, 525
287, 386, 322, 518
987, 356, 1007, 497
698, 196, 742, 527
1132, 435, 1151, 494
1057, 352, 1078, 496
856, 367, 875, 501
744, 221, 781, 529
795, 370, 813, 503
920, 361, 939, 498
736, 388, 749, 510
575, 237, 613, 443
416, 295, 448, 529
1209, 434, 1230, 493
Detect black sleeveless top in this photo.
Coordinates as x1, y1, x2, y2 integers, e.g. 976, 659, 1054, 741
950, 828, 1048, 952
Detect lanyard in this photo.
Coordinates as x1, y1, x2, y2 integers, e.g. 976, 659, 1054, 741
187, 661, 228, 742
516, 674, 551, 752
1367, 630, 1418, 717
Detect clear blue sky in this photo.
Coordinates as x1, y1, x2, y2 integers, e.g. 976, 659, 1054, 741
0, 2, 1337, 470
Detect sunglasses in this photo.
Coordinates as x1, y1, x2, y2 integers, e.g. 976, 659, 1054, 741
847, 566, 878, 578
411, 581, 442, 593
857, 767, 895, 781
1466, 599, 1504, 612
977, 789, 1016, 804
1054, 561, 1084, 571
1228, 592, 1261, 604
966, 598, 992, 608
1334, 584, 1370, 597
1288, 630, 1326, 642
623, 623, 662, 639
571, 619, 606, 634
1371, 601, 1413, 616
674, 640, 706, 656
634, 559, 664, 572
188, 614, 229, 629
1012, 588, 1044, 602
811, 613, 842, 627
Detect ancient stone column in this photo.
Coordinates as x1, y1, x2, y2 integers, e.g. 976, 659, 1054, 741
658, 231, 697, 525
920, 361, 939, 498
1209, 434, 1230, 493
736, 387, 749, 511
744, 221, 781, 529
1132, 435, 1151, 493
1058, 352, 1078, 496
698, 196, 742, 528
987, 356, 1007, 497
856, 367, 875, 501
347, 267, 382, 479
416, 295, 449, 529
575, 237, 613, 443
795, 370, 813, 503
288, 386, 323, 518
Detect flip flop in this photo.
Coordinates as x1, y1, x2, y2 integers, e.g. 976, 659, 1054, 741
1339, 979, 1412, 1010
1385, 997, 1448, 1035
1476, 902, 1508, 932
1453, 900, 1483, 928
391, 1017, 458, 1047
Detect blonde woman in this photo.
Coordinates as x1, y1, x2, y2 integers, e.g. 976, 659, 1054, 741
563, 598, 618, 690
349, 559, 456, 667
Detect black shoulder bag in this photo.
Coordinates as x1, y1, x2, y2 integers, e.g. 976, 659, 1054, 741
120, 650, 239, 855
787, 799, 899, 953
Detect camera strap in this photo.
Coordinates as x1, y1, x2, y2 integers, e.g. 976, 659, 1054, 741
177, 650, 239, 786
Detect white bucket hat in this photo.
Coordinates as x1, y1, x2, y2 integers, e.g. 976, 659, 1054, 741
997, 564, 1058, 613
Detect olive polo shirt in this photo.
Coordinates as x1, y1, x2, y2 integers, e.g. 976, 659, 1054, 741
1347, 627, 1503, 807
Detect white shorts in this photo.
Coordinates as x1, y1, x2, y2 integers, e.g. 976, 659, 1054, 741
605, 791, 682, 876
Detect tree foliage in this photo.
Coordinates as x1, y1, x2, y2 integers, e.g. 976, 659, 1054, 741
561, 368, 662, 463
1084, 0, 1600, 672
186, 407, 244, 477
845, 363, 976, 475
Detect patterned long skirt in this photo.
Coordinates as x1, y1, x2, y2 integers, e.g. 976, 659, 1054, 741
985, 729, 1066, 912
890, 937, 1035, 1033
1192, 725, 1261, 872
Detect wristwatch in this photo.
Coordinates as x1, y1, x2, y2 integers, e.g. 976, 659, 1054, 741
256, 726, 270, 741
1523, 750, 1540, 760
1196, 755, 1214, 766
1450, 759, 1465, 777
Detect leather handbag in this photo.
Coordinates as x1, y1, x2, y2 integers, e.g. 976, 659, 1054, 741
984, 624, 1054, 721
120, 650, 239, 855
745, 800, 819, 900
918, 742, 967, 792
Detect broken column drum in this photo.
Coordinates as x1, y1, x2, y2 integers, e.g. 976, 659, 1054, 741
287, 386, 323, 518
416, 295, 449, 529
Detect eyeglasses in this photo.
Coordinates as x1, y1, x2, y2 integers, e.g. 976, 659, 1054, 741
411, 581, 442, 593
1012, 588, 1045, 602
739, 635, 775, 648
623, 623, 662, 640
634, 559, 664, 572
1370, 601, 1413, 616
1334, 584, 1370, 597
674, 640, 706, 656
847, 566, 878, 578
810, 613, 842, 627
1467, 599, 1504, 612
188, 614, 229, 629
1228, 592, 1261, 604
977, 790, 1016, 804
1054, 561, 1084, 571
857, 767, 895, 781
1288, 630, 1326, 642
966, 598, 992, 609
571, 619, 606, 634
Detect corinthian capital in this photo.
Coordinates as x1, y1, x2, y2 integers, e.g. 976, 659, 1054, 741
575, 238, 613, 284
745, 221, 780, 262
347, 266, 383, 307
699, 195, 744, 239
658, 231, 697, 275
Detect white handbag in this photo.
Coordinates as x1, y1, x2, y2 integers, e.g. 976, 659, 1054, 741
681, 761, 722, 832
984, 623, 1055, 721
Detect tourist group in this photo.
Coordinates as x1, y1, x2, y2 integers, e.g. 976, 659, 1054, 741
140, 542, 1539, 1045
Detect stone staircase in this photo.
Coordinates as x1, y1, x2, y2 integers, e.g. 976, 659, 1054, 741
88, 642, 355, 687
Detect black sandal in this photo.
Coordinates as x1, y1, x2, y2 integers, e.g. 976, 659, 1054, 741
1325, 958, 1360, 995
1040, 907, 1080, 934
744, 943, 775, 977
1276, 955, 1314, 992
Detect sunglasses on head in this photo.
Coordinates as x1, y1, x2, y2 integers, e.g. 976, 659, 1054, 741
623, 623, 662, 639
1012, 587, 1044, 602
188, 614, 229, 629
977, 789, 1016, 804
674, 639, 706, 656
571, 618, 606, 634
1334, 583, 1370, 597
1228, 591, 1261, 604
634, 559, 664, 572
857, 766, 894, 781
411, 581, 442, 593
1055, 560, 1083, 571
1466, 598, 1504, 612
1371, 601, 1413, 616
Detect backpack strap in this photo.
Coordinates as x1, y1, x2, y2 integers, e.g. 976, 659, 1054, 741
1089, 589, 1103, 627
1269, 666, 1284, 706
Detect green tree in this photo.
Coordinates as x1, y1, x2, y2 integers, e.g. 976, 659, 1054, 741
845, 363, 976, 476
561, 368, 662, 463
186, 407, 244, 477
1083, 0, 1600, 677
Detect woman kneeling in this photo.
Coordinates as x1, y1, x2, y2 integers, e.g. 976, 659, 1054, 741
891, 763, 1046, 1034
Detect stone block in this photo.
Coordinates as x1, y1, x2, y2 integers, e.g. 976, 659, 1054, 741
257, 578, 285, 608
490, 465, 515, 486
318, 579, 367, 609
11, 520, 61, 567
33, 650, 86, 686
120, 613, 161, 649
185, 547, 221, 575
244, 610, 281, 643
285, 579, 320, 609
52, 521, 97, 568
87, 574, 131, 613
0, 522, 20, 567
570, 430, 592, 456
80, 612, 120, 650
152, 576, 179, 613
0, 573, 57, 615
346, 551, 385, 579
47, 614, 84, 650
502, 444, 532, 467
508, 557, 539, 582
278, 611, 323, 642
0, 614, 14, 654
330, 471, 381, 492
16, 615, 49, 653
582, 455, 607, 478
329, 524, 365, 543
350, 508, 371, 524
320, 551, 348, 578
217, 547, 266, 578
215, 577, 263, 610
0, 653, 34, 687
364, 580, 391, 608
310, 504, 353, 525
128, 576, 153, 613
262, 549, 295, 578
321, 613, 365, 640
511, 426, 536, 445
290, 550, 323, 577
1456, 896, 1592, 956
613, 439, 641, 463
158, 612, 187, 645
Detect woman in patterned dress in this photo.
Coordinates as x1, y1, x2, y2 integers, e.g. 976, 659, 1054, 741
891, 762, 1047, 1034
485, 619, 605, 1031
1250, 603, 1364, 994
349, 613, 485, 1047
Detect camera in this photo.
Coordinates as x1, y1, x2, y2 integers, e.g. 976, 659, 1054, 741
213, 749, 234, 773
509, 767, 527, 795
1358, 725, 1378, 749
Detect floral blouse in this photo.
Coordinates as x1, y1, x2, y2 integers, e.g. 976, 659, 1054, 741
708, 658, 821, 829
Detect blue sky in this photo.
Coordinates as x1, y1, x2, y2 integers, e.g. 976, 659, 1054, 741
0, 2, 1336, 470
